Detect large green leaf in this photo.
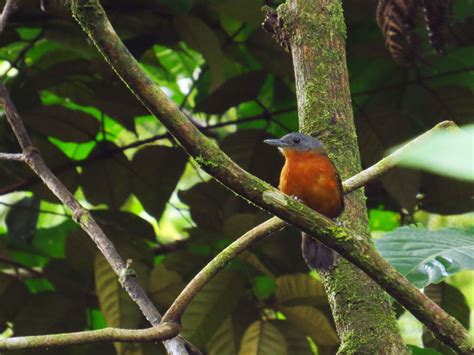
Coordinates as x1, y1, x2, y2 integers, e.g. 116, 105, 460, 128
148, 263, 185, 308
80, 142, 133, 210
272, 320, 312, 355
22, 105, 100, 142
5, 197, 40, 244
280, 305, 339, 346
275, 273, 327, 307
239, 320, 287, 355
181, 270, 245, 348
131, 146, 187, 221
375, 226, 474, 288
422, 282, 470, 354
174, 14, 226, 89
395, 124, 474, 182
195, 71, 267, 114
208, 317, 237, 355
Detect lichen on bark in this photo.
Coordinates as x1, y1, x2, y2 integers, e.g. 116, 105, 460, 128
278, 0, 408, 353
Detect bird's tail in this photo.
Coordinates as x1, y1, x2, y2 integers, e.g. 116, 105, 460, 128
301, 233, 336, 270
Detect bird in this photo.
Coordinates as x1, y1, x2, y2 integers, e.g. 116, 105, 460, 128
264, 132, 344, 270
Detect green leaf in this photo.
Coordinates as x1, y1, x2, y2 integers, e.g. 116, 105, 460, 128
13, 292, 85, 335
0, 274, 31, 325
369, 208, 401, 232
239, 320, 287, 355
22, 105, 100, 142
33, 220, 77, 258
208, 317, 237, 355
375, 226, 474, 288
80, 142, 133, 209
422, 282, 470, 354
280, 306, 339, 346
5, 197, 40, 244
131, 146, 187, 221
275, 273, 327, 307
95, 252, 148, 354
195, 72, 267, 114
148, 263, 185, 308
182, 270, 245, 348
174, 14, 226, 88
272, 320, 312, 355
395, 124, 474, 182
407, 345, 442, 355
252, 275, 276, 300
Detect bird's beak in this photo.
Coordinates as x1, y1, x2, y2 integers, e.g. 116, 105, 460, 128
263, 138, 290, 148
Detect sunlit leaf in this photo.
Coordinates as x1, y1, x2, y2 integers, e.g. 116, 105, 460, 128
375, 226, 474, 288
252, 275, 276, 300
395, 124, 474, 182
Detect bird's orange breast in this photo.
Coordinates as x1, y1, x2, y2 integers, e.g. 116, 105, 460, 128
279, 150, 343, 218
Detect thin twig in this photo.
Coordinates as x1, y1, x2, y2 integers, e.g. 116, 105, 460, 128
0, 84, 191, 354
0, 322, 180, 352
0, 152, 25, 161
69, 2, 472, 352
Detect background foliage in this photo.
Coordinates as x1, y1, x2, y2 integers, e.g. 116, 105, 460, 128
0, 0, 472, 354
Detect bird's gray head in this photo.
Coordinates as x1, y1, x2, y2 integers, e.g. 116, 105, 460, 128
263, 132, 325, 153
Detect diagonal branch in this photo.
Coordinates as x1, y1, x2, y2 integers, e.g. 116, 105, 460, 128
0, 0, 18, 33
0, 85, 194, 355
161, 120, 457, 323
69, 1, 472, 353
0, 322, 180, 352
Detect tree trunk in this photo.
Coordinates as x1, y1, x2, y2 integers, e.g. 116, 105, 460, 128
278, 1, 408, 353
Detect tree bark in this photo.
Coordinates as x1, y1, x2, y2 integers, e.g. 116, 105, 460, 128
279, 1, 408, 353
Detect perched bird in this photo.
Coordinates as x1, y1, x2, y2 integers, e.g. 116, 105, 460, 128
264, 133, 344, 270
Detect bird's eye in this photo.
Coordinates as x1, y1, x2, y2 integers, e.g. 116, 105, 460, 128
293, 137, 301, 144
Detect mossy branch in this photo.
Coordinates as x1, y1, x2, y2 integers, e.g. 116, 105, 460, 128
69, 1, 472, 353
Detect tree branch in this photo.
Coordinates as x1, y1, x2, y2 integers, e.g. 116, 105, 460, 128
0, 322, 180, 352
162, 119, 457, 323
69, 1, 472, 353
0, 85, 192, 355
0, 152, 25, 161
0, 0, 18, 33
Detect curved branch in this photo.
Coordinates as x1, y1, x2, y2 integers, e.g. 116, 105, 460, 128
69, 1, 473, 353
0, 322, 180, 352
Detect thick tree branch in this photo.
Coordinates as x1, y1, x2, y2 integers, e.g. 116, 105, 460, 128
0, 85, 192, 355
0, 322, 180, 352
70, 1, 472, 353
162, 119, 457, 323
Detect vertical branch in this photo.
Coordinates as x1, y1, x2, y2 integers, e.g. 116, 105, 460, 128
279, 0, 406, 353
